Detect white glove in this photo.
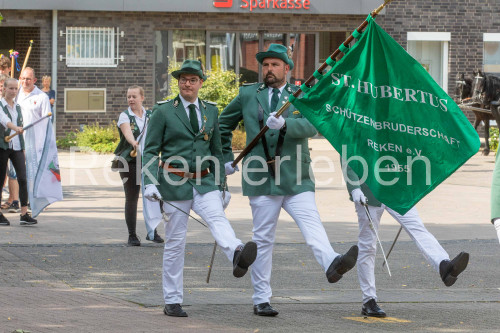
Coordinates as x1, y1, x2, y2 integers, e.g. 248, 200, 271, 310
351, 188, 367, 204
224, 161, 239, 175
494, 219, 500, 244
266, 112, 285, 130
144, 184, 161, 202
220, 191, 231, 210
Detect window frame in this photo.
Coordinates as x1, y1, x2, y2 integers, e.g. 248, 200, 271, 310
64, 27, 122, 67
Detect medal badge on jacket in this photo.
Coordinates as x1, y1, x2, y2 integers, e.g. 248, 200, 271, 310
203, 115, 209, 140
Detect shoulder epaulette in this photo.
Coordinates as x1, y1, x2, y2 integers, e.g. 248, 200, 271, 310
204, 100, 217, 106
242, 82, 257, 86
156, 99, 170, 105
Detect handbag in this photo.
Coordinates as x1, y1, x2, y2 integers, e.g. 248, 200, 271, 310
110, 155, 124, 172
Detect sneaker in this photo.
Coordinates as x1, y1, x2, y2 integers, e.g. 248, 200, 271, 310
146, 229, 164, 243
0, 213, 10, 226
1, 201, 12, 210
20, 213, 37, 225
8, 201, 20, 213
128, 234, 141, 246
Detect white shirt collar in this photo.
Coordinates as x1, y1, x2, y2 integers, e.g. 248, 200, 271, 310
179, 94, 199, 111
127, 106, 146, 119
268, 83, 287, 95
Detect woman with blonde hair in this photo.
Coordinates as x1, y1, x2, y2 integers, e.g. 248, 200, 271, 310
114, 85, 163, 246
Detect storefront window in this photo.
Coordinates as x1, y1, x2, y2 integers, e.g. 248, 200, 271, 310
263, 33, 286, 49
209, 32, 236, 71
319, 31, 349, 63
289, 33, 316, 85
0, 28, 15, 56
154, 31, 169, 101
239, 32, 259, 84
484, 34, 500, 73
407, 40, 443, 86
172, 30, 206, 66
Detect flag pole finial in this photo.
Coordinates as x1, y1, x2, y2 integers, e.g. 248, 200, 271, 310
373, 0, 393, 16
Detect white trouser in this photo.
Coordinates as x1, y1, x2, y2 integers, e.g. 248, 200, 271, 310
355, 203, 450, 303
162, 188, 243, 304
249, 191, 338, 305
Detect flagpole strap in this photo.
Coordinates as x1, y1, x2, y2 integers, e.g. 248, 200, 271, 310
312, 70, 324, 80
352, 29, 362, 39
300, 83, 311, 94
339, 43, 349, 55
366, 13, 374, 22
325, 57, 336, 67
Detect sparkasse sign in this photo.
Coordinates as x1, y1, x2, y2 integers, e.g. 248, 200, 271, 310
214, 0, 310, 11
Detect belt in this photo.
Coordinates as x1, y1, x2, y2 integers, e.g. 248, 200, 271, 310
161, 163, 210, 179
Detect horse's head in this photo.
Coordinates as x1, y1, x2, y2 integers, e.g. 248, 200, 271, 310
455, 72, 473, 103
471, 70, 486, 103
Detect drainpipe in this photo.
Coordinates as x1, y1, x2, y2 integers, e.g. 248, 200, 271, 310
51, 10, 58, 134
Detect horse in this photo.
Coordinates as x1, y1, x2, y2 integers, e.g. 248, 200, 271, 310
455, 71, 500, 155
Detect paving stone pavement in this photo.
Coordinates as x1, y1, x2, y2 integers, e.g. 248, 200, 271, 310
0, 139, 499, 333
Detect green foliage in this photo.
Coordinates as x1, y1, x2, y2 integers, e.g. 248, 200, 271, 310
490, 127, 499, 152
231, 129, 246, 151
56, 131, 77, 149
166, 62, 241, 114
57, 122, 119, 153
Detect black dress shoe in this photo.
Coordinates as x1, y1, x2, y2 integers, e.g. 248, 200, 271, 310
233, 241, 257, 278
361, 299, 386, 318
440, 252, 469, 287
326, 245, 358, 283
146, 229, 164, 243
127, 234, 141, 246
164, 303, 188, 317
253, 302, 279, 316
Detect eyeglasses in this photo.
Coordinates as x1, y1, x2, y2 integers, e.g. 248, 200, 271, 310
179, 78, 200, 85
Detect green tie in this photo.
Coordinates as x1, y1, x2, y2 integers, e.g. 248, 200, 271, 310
188, 104, 199, 133
270, 88, 280, 112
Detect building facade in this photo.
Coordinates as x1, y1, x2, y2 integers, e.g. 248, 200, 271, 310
0, 0, 499, 137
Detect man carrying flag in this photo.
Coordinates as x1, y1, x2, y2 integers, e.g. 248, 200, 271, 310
289, 13, 479, 317
219, 44, 358, 317
344, 164, 469, 317
290, 15, 480, 215
18, 67, 62, 217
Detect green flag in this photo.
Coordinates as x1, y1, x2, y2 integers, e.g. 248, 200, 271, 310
290, 16, 480, 215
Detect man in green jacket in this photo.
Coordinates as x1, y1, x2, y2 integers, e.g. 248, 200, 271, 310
142, 59, 257, 318
219, 44, 358, 316
343, 163, 469, 318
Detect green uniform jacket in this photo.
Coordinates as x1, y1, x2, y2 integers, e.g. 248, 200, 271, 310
0, 103, 24, 150
219, 82, 317, 196
142, 95, 224, 201
343, 162, 382, 207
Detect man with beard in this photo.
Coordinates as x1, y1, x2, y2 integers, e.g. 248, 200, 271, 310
219, 44, 358, 317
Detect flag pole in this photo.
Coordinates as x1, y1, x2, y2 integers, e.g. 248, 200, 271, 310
232, 0, 394, 168
18, 40, 33, 88
10, 52, 14, 78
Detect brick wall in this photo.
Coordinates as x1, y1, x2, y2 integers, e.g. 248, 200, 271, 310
2, 3, 500, 137
55, 11, 365, 137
